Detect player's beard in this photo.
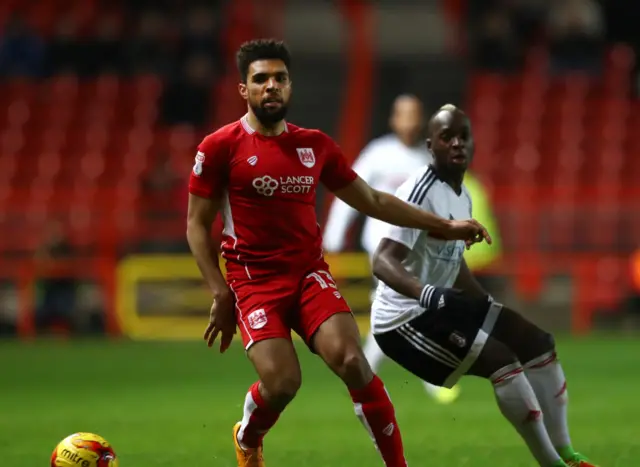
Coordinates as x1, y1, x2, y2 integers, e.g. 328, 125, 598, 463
251, 99, 289, 127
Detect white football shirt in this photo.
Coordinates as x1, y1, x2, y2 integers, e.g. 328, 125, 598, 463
370, 165, 473, 334
323, 134, 432, 256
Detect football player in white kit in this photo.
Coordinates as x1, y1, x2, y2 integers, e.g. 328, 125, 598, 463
370, 105, 599, 467
323, 94, 460, 404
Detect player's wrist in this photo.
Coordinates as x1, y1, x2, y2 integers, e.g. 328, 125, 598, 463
419, 284, 436, 309
211, 285, 231, 301
440, 219, 456, 235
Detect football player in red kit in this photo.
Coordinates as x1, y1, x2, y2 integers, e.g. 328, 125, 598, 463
187, 39, 491, 467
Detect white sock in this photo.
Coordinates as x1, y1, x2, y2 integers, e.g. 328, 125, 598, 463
363, 331, 386, 373
491, 363, 562, 466
524, 351, 572, 451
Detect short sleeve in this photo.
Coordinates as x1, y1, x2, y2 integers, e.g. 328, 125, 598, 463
319, 135, 358, 191
461, 181, 473, 218
188, 133, 230, 199
381, 176, 423, 250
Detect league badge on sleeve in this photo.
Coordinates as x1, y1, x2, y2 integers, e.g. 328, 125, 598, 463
296, 148, 315, 168
193, 151, 205, 176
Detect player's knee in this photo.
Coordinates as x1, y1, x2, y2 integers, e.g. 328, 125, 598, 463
468, 337, 520, 380
536, 329, 555, 352
263, 373, 301, 408
336, 347, 374, 388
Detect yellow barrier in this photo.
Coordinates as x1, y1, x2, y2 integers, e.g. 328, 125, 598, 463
116, 253, 374, 340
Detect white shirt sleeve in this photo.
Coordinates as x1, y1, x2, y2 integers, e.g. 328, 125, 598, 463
380, 174, 425, 250
322, 145, 379, 251
462, 185, 473, 217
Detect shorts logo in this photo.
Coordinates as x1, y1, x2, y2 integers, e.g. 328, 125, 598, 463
449, 331, 466, 348
247, 309, 268, 330
296, 148, 315, 168
252, 176, 279, 196
193, 151, 205, 176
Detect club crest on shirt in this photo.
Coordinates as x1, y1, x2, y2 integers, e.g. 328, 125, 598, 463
296, 148, 315, 168
193, 151, 205, 176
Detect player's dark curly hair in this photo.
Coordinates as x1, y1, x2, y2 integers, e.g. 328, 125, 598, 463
236, 39, 292, 83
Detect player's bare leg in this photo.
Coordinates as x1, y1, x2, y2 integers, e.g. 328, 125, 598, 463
313, 312, 408, 467
467, 336, 566, 467
490, 308, 599, 467
234, 338, 302, 467
363, 329, 386, 372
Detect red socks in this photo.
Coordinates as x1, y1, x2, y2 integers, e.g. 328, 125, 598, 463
237, 376, 408, 467
236, 381, 281, 449
349, 375, 408, 467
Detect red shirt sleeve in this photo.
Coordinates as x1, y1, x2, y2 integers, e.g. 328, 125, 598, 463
320, 135, 358, 191
188, 132, 230, 199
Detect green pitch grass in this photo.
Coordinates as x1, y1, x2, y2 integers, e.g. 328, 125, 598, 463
1, 336, 639, 466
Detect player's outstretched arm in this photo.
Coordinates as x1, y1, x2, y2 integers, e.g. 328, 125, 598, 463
333, 176, 492, 245
372, 238, 424, 301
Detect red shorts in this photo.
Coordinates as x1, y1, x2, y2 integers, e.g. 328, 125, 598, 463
229, 262, 351, 350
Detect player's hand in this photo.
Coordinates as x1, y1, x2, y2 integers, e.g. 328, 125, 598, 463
203, 288, 236, 353
446, 219, 492, 249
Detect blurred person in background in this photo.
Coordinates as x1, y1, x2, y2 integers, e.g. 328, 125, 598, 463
473, 8, 524, 71
510, 0, 551, 44
323, 94, 462, 404
160, 53, 214, 127
139, 152, 189, 253
0, 13, 45, 77
547, 0, 605, 73
126, 10, 172, 76
179, 5, 222, 71
46, 12, 83, 76
621, 248, 640, 329
34, 219, 78, 334
0, 284, 18, 336
81, 12, 125, 76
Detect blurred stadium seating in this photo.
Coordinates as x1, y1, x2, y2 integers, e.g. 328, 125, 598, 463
0, 0, 638, 339
466, 43, 639, 329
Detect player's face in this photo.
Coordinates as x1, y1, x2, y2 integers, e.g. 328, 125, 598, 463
240, 59, 291, 126
427, 111, 473, 174
390, 99, 423, 146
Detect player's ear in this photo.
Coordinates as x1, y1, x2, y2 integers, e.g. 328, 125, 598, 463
426, 138, 432, 150
238, 82, 248, 100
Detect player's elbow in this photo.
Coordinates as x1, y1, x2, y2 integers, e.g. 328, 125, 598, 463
185, 216, 208, 243
371, 249, 391, 284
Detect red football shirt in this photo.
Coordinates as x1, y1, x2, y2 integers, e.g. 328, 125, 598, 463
189, 115, 357, 280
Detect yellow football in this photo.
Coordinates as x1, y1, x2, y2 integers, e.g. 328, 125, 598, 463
51, 432, 118, 467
